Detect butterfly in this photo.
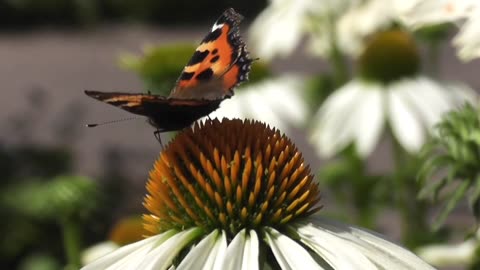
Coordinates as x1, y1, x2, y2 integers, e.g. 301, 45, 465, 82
85, 8, 252, 143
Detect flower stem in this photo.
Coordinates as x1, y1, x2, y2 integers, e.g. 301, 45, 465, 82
390, 132, 430, 248
427, 41, 441, 77
62, 218, 82, 269
326, 14, 348, 86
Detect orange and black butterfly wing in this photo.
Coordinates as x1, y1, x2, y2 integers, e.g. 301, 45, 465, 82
169, 8, 253, 100
85, 90, 221, 132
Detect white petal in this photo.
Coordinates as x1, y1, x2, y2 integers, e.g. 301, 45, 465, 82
260, 76, 308, 127
337, 0, 395, 55
248, 0, 306, 60
311, 80, 385, 157
81, 241, 119, 266
454, 10, 480, 61
243, 90, 287, 131
216, 229, 259, 270
295, 216, 436, 269
295, 225, 377, 270
310, 81, 363, 157
211, 231, 228, 270
397, 78, 448, 128
242, 230, 260, 270
209, 97, 244, 120
81, 230, 176, 270
264, 227, 323, 270
177, 230, 220, 270
352, 88, 385, 156
136, 228, 203, 270
416, 239, 477, 266
387, 85, 425, 153
444, 81, 478, 105
398, 0, 475, 28
219, 229, 246, 270
211, 76, 308, 132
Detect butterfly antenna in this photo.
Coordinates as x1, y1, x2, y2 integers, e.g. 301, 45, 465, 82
86, 117, 142, 128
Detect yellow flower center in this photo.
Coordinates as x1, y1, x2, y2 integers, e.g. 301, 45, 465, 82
358, 30, 420, 84
143, 119, 321, 237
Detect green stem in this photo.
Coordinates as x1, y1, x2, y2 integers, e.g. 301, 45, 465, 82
62, 218, 82, 269
427, 41, 440, 78
325, 14, 348, 86
390, 131, 430, 248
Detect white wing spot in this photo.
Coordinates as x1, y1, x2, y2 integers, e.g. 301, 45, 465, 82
212, 23, 224, 31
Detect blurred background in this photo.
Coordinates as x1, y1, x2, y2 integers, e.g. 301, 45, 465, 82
1, 0, 480, 269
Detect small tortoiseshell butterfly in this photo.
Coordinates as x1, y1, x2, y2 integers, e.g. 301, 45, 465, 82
85, 8, 252, 141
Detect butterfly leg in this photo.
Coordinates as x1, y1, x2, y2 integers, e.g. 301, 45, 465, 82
154, 130, 164, 149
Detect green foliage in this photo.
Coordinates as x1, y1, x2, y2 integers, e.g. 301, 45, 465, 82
1, 175, 100, 221
418, 103, 480, 229
120, 44, 197, 95
120, 43, 271, 95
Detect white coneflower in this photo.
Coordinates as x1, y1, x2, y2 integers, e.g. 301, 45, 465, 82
249, 0, 356, 60
82, 119, 435, 269
310, 30, 476, 157
209, 76, 308, 132
416, 230, 480, 267
398, 0, 480, 61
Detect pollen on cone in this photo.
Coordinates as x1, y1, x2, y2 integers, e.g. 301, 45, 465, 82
143, 118, 321, 237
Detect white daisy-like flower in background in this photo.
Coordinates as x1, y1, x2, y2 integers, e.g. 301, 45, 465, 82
249, 0, 357, 60
398, 0, 480, 61
333, 0, 398, 56
310, 76, 476, 157
416, 229, 480, 267
209, 76, 308, 133
82, 119, 435, 270
310, 30, 477, 158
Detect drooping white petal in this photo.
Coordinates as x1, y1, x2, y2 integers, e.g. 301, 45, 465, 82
294, 216, 436, 270
264, 227, 323, 270
310, 80, 364, 157
177, 230, 220, 270
416, 239, 477, 267
217, 229, 247, 270
209, 97, 244, 121
242, 230, 260, 270
248, 0, 310, 60
295, 224, 377, 270
397, 0, 476, 28
398, 78, 448, 129
352, 87, 385, 156
81, 241, 119, 266
259, 76, 308, 127
454, 10, 480, 61
81, 230, 176, 270
135, 228, 203, 270
387, 85, 425, 153
211, 76, 308, 132
210, 231, 228, 270
443, 81, 478, 105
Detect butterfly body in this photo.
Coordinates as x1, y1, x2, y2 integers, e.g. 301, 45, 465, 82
85, 8, 252, 137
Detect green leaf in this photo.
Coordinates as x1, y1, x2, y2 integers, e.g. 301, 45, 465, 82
417, 154, 452, 184
1, 175, 100, 221
418, 176, 447, 200
433, 180, 470, 230
468, 174, 480, 207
